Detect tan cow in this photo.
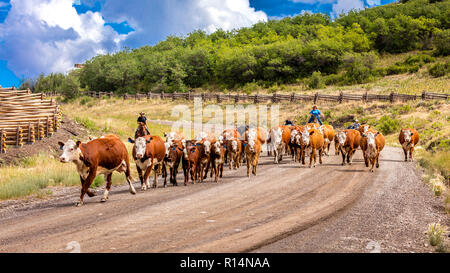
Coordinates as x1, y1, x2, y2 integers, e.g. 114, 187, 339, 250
358, 124, 371, 135
244, 127, 262, 177
319, 124, 335, 156
399, 128, 420, 161
306, 128, 324, 168
59, 135, 136, 206
360, 130, 385, 172
336, 129, 361, 165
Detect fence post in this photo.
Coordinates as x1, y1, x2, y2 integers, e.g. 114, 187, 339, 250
272, 92, 277, 103
363, 91, 368, 102
28, 122, 32, 143
290, 92, 295, 103
389, 92, 395, 103
314, 93, 318, 105
161, 92, 164, 100
0, 129, 4, 153
216, 93, 221, 103
339, 91, 343, 104
16, 126, 21, 147
421, 91, 426, 100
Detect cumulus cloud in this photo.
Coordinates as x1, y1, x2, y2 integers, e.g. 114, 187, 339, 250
366, 0, 381, 6
290, 0, 334, 3
0, 0, 124, 77
331, 0, 365, 18
100, 0, 267, 47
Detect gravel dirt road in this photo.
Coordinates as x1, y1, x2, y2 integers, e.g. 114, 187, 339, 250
0, 146, 446, 253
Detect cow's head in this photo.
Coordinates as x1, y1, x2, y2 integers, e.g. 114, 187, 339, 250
58, 139, 82, 163
290, 129, 297, 143
363, 131, 379, 149
130, 137, 151, 159
301, 130, 310, 146
337, 131, 347, 146
164, 142, 171, 157
182, 139, 189, 160
212, 141, 221, 154
231, 139, 238, 152
402, 129, 413, 143
361, 125, 369, 134
202, 140, 211, 155
271, 128, 282, 144
247, 128, 257, 152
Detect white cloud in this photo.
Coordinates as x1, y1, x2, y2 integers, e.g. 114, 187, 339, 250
100, 0, 267, 47
331, 0, 365, 18
0, 2, 9, 8
366, 0, 381, 6
0, 0, 124, 77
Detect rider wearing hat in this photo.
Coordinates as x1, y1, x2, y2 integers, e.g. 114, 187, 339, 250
308, 105, 323, 125
136, 112, 151, 137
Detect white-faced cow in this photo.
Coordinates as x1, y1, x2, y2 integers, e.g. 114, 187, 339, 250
58, 135, 136, 206
128, 135, 166, 189
399, 128, 420, 161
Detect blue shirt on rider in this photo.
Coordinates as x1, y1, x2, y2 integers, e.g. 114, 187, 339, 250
310, 109, 321, 117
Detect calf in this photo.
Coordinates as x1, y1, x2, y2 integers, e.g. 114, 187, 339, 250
226, 138, 242, 169
399, 128, 419, 161
128, 135, 166, 190
307, 129, 324, 168
290, 126, 304, 162
319, 124, 335, 156
165, 139, 184, 186
181, 139, 192, 185
269, 126, 284, 164
360, 130, 385, 172
210, 140, 226, 182
58, 135, 136, 206
358, 124, 370, 135
244, 128, 262, 177
222, 129, 241, 164
336, 129, 361, 166
334, 134, 341, 155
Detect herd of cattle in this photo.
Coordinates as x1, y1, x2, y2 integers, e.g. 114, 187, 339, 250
58, 122, 419, 206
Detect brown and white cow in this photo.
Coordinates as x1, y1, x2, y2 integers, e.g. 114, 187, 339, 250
210, 140, 226, 182
290, 125, 305, 162
279, 125, 292, 157
399, 128, 419, 161
58, 135, 136, 206
358, 124, 371, 135
164, 139, 184, 186
244, 127, 262, 177
319, 124, 335, 156
195, 132, 216, 182
336, 129, 361, 166
222, 129, 241, 165
334, 134, 341, 155
185, 140, 201, 184
306, 128, 324, 168
226, 137, 242, 170
360, 130, 385, 172
128, 135, 166, 189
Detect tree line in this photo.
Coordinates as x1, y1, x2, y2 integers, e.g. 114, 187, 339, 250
21, 0, 450, 98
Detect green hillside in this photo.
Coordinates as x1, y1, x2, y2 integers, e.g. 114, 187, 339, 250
23, 0, 449, 96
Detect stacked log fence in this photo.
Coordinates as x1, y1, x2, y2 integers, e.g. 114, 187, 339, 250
0, 87, 61, 154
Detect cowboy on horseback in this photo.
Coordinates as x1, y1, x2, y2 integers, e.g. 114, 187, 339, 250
308, 105, 323, 125
135, 112, 151, 138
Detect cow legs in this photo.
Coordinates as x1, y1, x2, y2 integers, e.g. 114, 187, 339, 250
301, 147, 306, 165
403, 148, 408, 161
252, 155, 258, 176
246, 154, 251, 177
136, 166, 144, 186
409, 146, 415, 161
341, 148, 346, 165
142, 163, 153, 191
319, 148, 323, 164
101, 173, 112, 202
80, 176, 97, 198
124, 162, 137, 195
153, 163, 161, 188
77, 167, 97, 207
309, 148, 316, 168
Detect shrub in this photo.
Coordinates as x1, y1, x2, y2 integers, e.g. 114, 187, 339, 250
307, 71, 325, 89
79, 96, 92, 105
428, 62, 449, 77
376, 115, 401, 135
324, 74, 343, 85
427, 223, 447, 247
386, 64, 409, 75
433, 29, 450, 56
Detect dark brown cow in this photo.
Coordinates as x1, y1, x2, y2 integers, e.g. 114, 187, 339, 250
128, 135, 166, 189
360, 129, 385, 172
399, 128, 420, 161
186, 141, 201, 184
336, 129, 361, 165
58, 135, 136, 206
164, 139, 184, 186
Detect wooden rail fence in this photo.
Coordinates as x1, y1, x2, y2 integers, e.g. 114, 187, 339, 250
0, 87, 61, 154
43, 90, 448, 104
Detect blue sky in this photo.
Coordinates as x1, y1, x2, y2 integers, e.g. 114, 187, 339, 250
0, 0, 395, 88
